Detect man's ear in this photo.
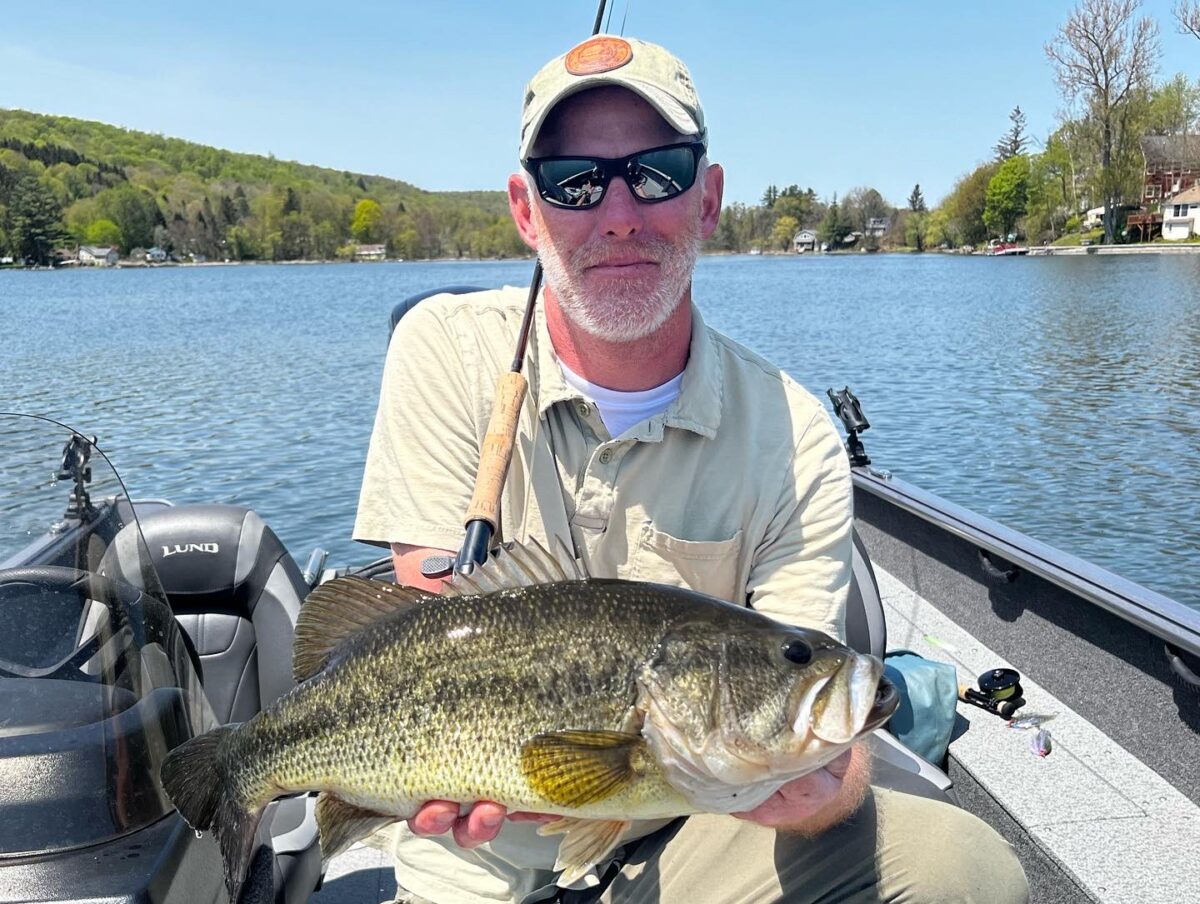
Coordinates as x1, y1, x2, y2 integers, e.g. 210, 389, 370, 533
699, 163, 724, 242
508, 172, 540, 251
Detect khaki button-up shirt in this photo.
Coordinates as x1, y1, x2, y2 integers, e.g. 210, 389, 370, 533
353, 286, 853, 904
356, 286, 852, 634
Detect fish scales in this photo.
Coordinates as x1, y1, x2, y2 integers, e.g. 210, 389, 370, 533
159, 543, 899, 903
233, 581, 699, 817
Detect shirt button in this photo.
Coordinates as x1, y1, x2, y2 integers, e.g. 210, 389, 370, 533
598, 448, 613, 464
577, 402, 592, 418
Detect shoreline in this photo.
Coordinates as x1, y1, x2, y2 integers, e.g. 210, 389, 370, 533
5, 243, 1200, 273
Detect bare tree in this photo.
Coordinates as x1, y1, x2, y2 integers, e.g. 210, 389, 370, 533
1045, 0, 1159, 243
1176, 1, 1200, 41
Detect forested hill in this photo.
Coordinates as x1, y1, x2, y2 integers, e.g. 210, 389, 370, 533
0, 108, 528, 264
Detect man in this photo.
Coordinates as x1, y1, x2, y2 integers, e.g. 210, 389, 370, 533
355, 35, 1028, 904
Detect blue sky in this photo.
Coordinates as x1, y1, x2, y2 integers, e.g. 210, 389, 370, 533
1, 1, 1196, 207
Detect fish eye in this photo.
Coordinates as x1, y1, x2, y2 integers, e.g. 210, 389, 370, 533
782, 639, 812, 665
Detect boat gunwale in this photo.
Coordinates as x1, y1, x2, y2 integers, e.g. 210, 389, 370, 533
852, 466, 1200, 660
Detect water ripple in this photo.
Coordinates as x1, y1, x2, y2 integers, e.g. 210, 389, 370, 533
2, 255, 1197, 610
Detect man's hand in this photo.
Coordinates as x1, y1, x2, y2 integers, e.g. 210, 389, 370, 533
732, 746, 869, 835
408, 800, 555, 849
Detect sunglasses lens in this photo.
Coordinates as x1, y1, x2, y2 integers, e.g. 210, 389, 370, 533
628, 146, 697, 201
536, 159, 607, 207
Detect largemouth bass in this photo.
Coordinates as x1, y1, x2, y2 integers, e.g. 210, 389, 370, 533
160, 541, 897, 901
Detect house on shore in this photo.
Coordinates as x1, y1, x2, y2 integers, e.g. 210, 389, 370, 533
1162, 186, 1200, 240
1128, 136, 1200, 240
793, 229, 818, 253
79, 246, 119, 267
866, 217, 889, 238
1141, 135, 1200, 205
354, 244, 387, 261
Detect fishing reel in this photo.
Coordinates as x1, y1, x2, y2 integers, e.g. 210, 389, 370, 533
958, 668, 1026, 718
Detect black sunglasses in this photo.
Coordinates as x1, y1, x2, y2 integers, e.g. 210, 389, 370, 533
522, 141, 706, 210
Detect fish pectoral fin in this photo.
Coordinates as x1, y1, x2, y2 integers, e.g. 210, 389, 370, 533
541, 817, 631, 888
315, 792, 399, 861
520, 730, 646, 808
294, 577, 435, 682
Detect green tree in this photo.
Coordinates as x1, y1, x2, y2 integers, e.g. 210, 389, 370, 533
84, 218, 123, 248
1045, 0, 1159, 243
6, 175, 66, 265
351, 198, 383, 243
1025, 137, 1075, 241
94, 184, 161, 251
818, 195, 849, 247
761, 185, 779, 208
994, 106, 1029, 161
1147, 73, 1200, 135
770, 215, 799, 251
709, 210, 740, 252
226, 225, 263, 260
774, 186, 818, 226
277, 212, 313, 260
984, 155, 1031, 238
937, 163, 999, 247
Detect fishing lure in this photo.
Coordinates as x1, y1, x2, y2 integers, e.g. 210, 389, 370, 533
1030, 729, 1053, 757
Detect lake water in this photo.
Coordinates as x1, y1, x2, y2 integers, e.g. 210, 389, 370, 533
2, 254, 1198, 610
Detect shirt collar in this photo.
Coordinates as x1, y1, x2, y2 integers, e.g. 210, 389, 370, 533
531, 295, 723, 440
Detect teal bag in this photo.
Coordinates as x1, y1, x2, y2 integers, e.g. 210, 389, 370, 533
882, 650, 959, 765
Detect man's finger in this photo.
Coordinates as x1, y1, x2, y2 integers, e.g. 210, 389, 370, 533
466, 802, 508, 842
409, 800, 460, 836
448, 802, 508, 848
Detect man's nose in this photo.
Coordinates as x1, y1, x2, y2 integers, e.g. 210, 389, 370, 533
596, 175, 643, 238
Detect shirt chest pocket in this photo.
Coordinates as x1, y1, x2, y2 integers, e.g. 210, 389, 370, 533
629, 523, 744, 603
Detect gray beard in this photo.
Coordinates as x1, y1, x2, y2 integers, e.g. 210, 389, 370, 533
537, 225, 701, 343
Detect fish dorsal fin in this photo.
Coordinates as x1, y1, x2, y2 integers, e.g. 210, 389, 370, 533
520, 729, 646, 808
293, 576, 433, 682
540, 816, 632, 887
441, 537, 587, 598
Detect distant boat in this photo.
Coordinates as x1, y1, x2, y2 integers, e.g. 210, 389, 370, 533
985, 241, 1029, 256
748, 247, 762, 255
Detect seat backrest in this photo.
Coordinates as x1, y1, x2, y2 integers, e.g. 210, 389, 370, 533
846, 528, 887, 658
389, 285, 485, 339
104, 504, 305, 724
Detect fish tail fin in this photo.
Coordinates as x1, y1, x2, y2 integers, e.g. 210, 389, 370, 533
161, 725, 265, 902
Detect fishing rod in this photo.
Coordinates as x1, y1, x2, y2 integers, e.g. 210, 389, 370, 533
440, 0, 612, 577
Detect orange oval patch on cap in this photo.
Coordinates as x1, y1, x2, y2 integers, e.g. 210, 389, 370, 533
565, 36, 633, 76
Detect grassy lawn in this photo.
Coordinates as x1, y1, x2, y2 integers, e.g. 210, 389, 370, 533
1051, 228, 1105, 246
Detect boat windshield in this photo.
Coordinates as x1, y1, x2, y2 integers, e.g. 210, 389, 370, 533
0, 413, 216, 856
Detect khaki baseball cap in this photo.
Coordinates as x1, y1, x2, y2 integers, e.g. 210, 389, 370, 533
520, 35, 706, 160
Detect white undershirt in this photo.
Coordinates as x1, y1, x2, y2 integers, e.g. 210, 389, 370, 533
558, 359, 684, 439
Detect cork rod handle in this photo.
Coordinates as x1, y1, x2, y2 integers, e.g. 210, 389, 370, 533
464, 371, 528, 529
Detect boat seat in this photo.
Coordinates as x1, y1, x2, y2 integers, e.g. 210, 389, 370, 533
389, 285, 485, 339
103, 504, 305, 724
847, 529, 887, 659
102, 504, 322, 904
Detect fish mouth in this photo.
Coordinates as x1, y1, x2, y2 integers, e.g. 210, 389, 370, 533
806, 655, 898, 744
866, 674, 899, 729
